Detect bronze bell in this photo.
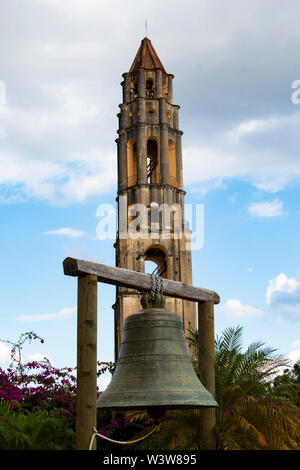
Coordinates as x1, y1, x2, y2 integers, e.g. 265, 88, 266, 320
96, 293, 218, 417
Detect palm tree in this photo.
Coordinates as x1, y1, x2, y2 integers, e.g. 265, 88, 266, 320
187, 325, 300, 450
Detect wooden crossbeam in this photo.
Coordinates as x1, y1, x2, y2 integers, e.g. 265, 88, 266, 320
63, 257, 220, 304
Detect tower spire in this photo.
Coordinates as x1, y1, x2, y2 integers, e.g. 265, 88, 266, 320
129, 37, 167, 74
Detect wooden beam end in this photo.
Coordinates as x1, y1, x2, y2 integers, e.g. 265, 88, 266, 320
63, 257, 79, 276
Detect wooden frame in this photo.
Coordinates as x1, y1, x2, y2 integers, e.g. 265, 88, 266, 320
63, 257, 220, 450
63, 257, 220, 304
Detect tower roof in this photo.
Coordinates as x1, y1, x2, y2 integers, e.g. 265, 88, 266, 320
129, 37, 167, 74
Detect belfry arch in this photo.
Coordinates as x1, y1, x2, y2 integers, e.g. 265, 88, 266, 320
144, 245, 168, 279
147, 137, 159, 184
146, 78, 155, 99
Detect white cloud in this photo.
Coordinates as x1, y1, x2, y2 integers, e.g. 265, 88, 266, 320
0, 342, 11, 367
221, 298, 264, 319
228, 117, 279, 143
183, 111, 300, 195
190, 177, 225, 197
0, 148, 116, 206
266, 272, 300, 322
248, 199, 283, 218
286, 340, 300, 367
26, 352, 53, 363
288, 349, 300, 366
98, 374, 112, 392
266, 273, 300, 307
1, 0, 300, 205
18, 306, 76, 322
42, 227, 85, 238
0, 79, 116, 205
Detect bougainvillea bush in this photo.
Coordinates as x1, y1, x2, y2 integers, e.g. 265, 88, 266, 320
0, 331, 116, 450
0, 332, 77, 420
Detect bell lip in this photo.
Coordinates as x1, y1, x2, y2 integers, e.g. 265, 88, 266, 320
97, 403, 218, 410
97, 394, 218, 409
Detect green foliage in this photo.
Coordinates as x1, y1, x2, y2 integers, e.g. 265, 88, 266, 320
214, 326, 290, 398
96, 409, 154, 451
0, 331, 117, 450
210, 326, 299, 450
0, 399, 75, 450
272, 361, 300, 406
127, 409, 204, 450
1, 328, 299, 451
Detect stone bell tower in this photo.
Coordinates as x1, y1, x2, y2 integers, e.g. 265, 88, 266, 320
114, 37, 196, 360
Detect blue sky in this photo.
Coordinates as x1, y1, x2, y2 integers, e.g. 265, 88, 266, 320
1, 0, 300, 389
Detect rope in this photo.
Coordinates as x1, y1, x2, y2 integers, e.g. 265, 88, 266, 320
149, 273, 164, 304
89, 426, 157, 450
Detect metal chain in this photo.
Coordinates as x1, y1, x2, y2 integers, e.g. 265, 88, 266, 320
149, 273, 164, 303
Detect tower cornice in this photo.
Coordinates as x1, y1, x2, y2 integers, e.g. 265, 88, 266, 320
117, 183, 186, 196
118, 98, 180, 109
116, 124, 183, 136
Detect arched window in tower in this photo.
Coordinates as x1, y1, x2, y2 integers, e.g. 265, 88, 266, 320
169, 139, 177, 187
146, 78, 155, 99
144, 245, 168, 279
127, 138, 137, 186
147, 138, 159, 184
130, 79, 137, 101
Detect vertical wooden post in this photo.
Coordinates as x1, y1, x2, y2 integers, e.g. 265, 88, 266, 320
76, 274, 98, 450
197, 301, 216, 450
